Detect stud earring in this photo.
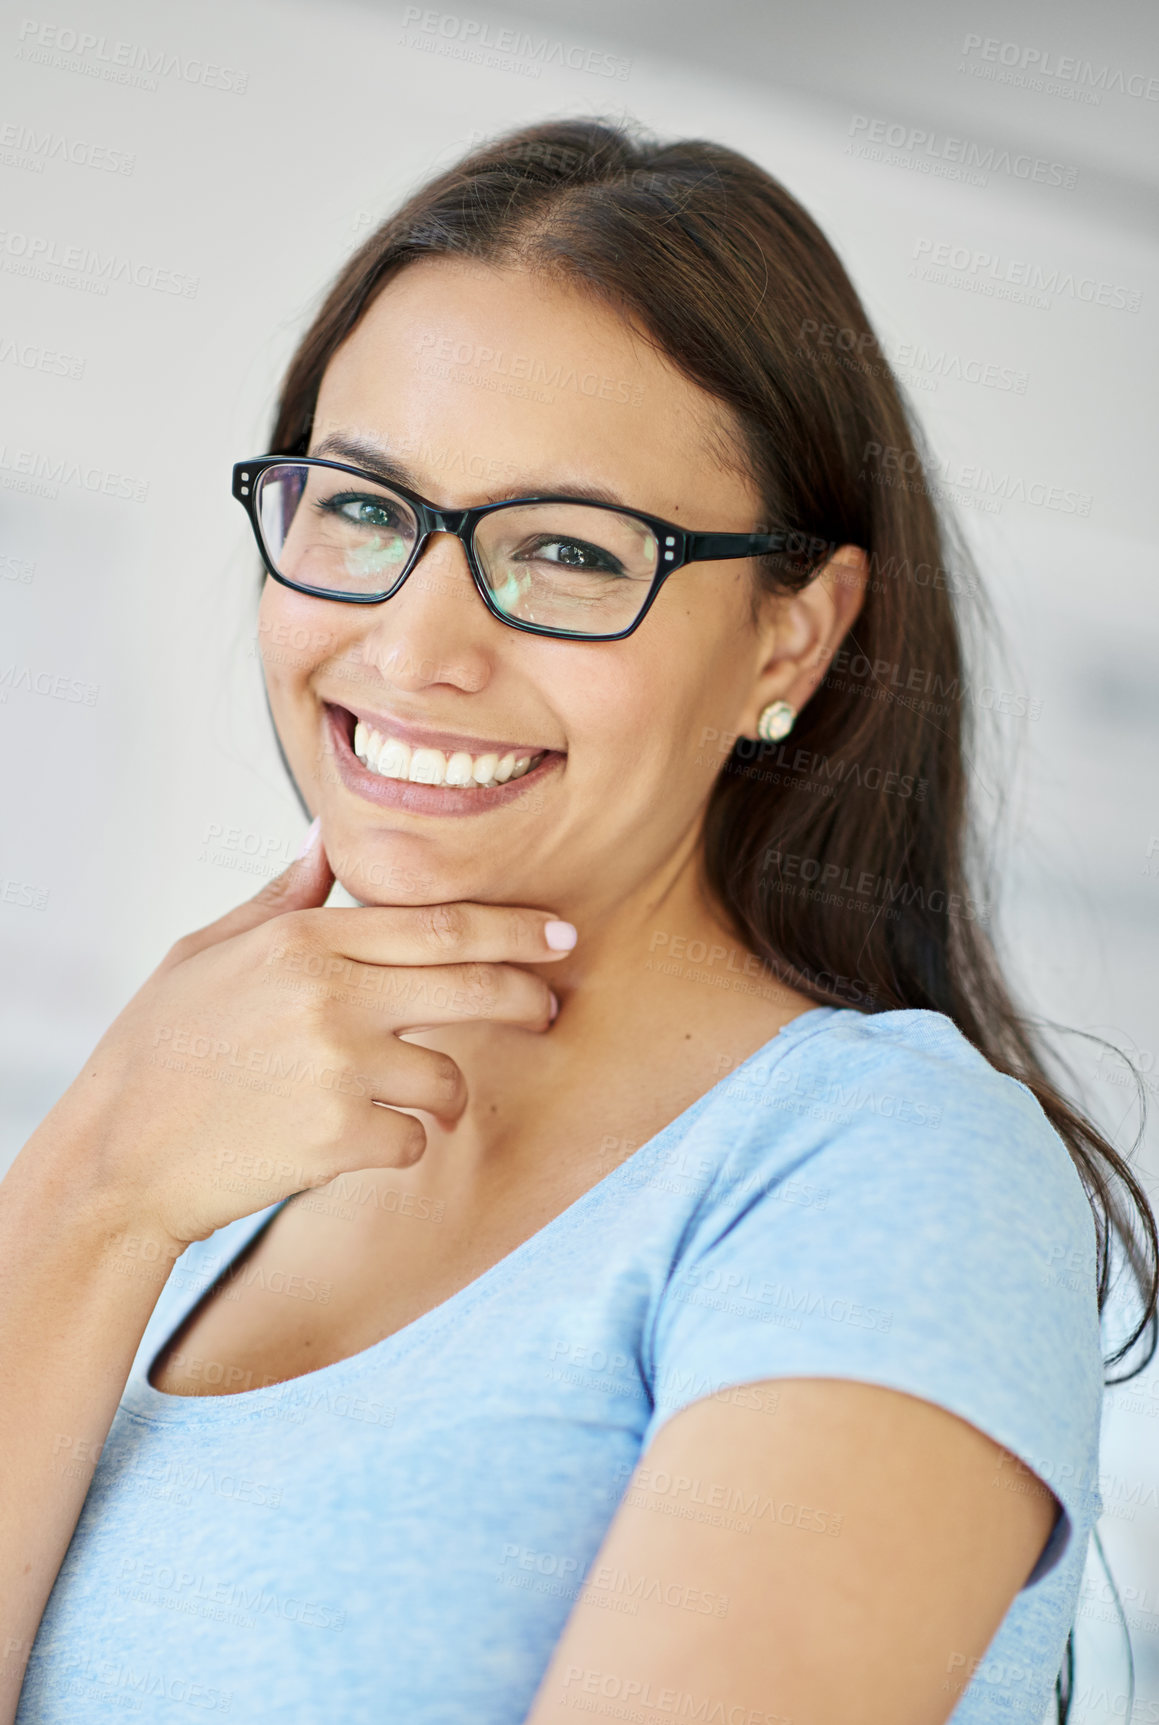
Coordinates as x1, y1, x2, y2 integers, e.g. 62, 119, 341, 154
756, 700, 796, 743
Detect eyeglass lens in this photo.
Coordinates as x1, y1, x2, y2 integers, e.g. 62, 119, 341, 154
254, 462, 661, 634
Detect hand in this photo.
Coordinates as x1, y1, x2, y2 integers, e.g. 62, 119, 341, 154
44, 822, 575, 1252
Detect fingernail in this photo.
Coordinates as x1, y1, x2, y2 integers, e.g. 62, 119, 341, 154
548, 990, 561, 1023
544, 920, 577, 950
294, 816, 320, 860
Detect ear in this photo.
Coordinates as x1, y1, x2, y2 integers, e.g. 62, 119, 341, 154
737, 545, 869, 738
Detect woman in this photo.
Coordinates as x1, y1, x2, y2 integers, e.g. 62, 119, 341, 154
2, 117, 1154, 1725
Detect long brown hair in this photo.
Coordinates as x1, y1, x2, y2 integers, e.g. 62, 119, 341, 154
266, 116, 1156, 1384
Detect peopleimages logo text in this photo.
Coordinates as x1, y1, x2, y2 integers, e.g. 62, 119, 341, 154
0, 230, 198, 297
15, 19, 248, 92
911, 238, 1140, 312
0, 122, 134, 175
960, 34, 1159, 100
848, 116, 1077, 186
399, 8, 630, 78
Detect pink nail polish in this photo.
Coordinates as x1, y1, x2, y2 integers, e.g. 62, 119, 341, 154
294, 816, 320, 860
544, 920, 577, 950
548, 990, 561, 1023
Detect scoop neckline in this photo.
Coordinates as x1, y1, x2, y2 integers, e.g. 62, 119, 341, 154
122, 1004, 842, 1424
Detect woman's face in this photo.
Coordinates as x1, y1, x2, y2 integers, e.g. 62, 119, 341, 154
261, 256, 803, 915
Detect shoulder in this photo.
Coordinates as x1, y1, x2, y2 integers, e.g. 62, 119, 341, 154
707, 1006, 1092, 1243
732, 1003, 1044, 1125
649, 1007, 1106, 1545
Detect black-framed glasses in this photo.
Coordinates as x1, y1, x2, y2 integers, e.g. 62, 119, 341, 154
232, 456, 831, 642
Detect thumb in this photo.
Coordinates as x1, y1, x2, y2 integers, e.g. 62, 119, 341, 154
171, 817, 335, 963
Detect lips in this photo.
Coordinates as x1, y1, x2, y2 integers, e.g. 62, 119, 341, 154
323, 704, 564, 817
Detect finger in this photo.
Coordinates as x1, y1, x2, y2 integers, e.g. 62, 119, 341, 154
389, 959, 559, 1035
356, 1036, 467, 1127
273, 950, 557, 1035
169, 818, 335, 965
304, 901, 578, 969
315, 1104, 430, 1177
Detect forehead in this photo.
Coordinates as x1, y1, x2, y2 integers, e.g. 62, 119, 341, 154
312, 256, 754, 517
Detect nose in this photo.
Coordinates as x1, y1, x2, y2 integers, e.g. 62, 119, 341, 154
403, 520, 473, 588
355, 529, 494, 695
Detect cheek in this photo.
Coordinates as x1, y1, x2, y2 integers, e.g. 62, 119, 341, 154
256, 580, 347, 687
552, 630, 722, 784
547, 642, 661, 757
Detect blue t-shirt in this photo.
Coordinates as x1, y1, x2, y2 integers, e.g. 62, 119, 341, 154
18, 1006, 1104, 1723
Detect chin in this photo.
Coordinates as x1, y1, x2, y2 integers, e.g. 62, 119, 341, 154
327, 845, 449, 907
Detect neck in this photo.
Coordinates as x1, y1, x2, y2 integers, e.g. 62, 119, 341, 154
410, 827, 814, 1168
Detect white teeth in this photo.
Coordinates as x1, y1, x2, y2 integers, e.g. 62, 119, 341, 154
351, 720, 544, 789
408, 748, 446, 785
378, 737, 411, 779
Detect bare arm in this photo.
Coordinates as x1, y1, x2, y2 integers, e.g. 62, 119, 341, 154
524, 1377, 1060, 1725
0, 1115, 184, 1721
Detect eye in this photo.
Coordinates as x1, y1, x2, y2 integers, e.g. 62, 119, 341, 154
523, 536, 625, 576
316, 491, 403, 531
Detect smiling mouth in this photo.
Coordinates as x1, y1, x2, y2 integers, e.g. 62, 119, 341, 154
326, 704, 557, 791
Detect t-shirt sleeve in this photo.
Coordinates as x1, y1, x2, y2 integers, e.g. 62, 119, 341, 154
642, 1010, 1105, 1587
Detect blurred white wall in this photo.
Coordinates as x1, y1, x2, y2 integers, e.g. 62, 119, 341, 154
1, 0, 1156, 1715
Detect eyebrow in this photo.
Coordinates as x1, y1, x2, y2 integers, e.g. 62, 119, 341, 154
309, 433, 635, 510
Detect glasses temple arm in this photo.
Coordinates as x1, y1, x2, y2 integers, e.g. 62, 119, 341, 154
684, 530, 837, 565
